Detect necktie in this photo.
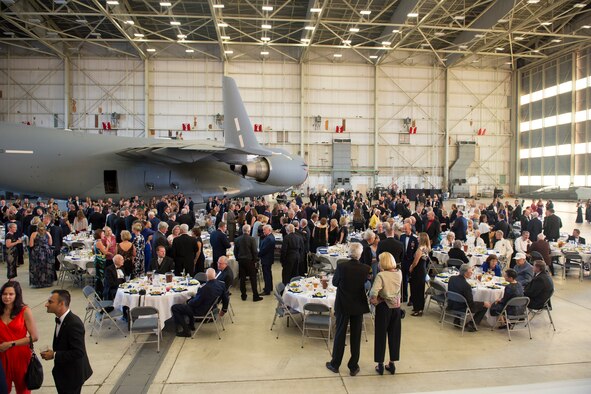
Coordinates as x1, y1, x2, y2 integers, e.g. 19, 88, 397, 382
55, 317, 61, 325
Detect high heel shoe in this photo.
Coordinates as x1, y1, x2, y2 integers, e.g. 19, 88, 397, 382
385, 362, 395, 375
375, 363, 384, 375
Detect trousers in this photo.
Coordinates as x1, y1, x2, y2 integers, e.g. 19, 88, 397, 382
238, 259, 260, 298
330, 313, 363, 371
373, 303, 401, 363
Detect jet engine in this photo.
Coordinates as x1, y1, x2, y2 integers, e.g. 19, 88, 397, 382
230, 151, 307, 187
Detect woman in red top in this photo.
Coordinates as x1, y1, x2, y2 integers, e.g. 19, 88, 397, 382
0, 281, 39, 393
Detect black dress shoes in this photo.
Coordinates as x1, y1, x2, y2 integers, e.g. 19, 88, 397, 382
241, 294, 247, 301
176, 331, 191, 337
385, 362, 396, 375
349, 367, 360, 376
253, 296, 264, 302
325, 362, 339, 373
262, 291, 271, 296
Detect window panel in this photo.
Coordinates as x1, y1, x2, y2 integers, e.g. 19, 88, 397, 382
557, 155, 571, 176
544, 96, 557, 117
575, 154, 586, 175
543, 126, 557, 147
530, 129, 543, 148
521, 73, 530, 95
530, 157, 542, 176
520, 104, 530, 123
531, 99, 543, 120
559, 55, 572, 84
542, 156, 556, 175
531, 70, 543, 92
520, 159, 529, 176
557, 91, 572, 114
520, 130, 529, 149
545, 65, 557, 87
557, 123, 571, 145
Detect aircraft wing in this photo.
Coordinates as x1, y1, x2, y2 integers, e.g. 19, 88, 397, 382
116, 141, 225, 165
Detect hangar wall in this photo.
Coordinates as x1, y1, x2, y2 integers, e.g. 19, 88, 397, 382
0, 56, 511, 195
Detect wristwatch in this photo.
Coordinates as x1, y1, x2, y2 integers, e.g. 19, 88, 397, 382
11, 342, 15, 347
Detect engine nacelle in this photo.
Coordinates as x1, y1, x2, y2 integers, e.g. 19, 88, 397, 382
233, 151, 308, 187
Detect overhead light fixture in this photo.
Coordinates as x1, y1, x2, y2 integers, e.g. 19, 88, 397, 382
221, 35, 230, 40
515, 36, 525, 41
505, 62, 513, 65
224, 50, 233, 54
392, 29, 400, 33
106, 1, 119, 5
54, 0, 66, 4
381, 41, 391, 46
574, 3, 586, 8
541, 22, 551, 26
134, 33, 144, 38
262, 6, 273, 11
218, 22, 228, 27
551, 39, 562, 42
90, 32, 101, 36
420, 43, 429, 47
76, 19, 87, 24
260, 50, 269, 55
185, 49, 194, 53
301, 38, 310, 43
349, 27, 360, 32
3, 32, 14, 36
459, 45, 468, 49
0, 150, 34, 154
407, 12, 419, 18
532, 49, 541, 53
472, 59, 480, 63
310, 8, 322, 13
497, 19, 509, 23
261, 24, 272, 29
527, 0, 540, 3
125, 20, 134, 25
454, 16, 465, 20
29, 18, 41, 23
435, 32, 445, 36
261, 36, 270, 41
146, 48, 156, 52
177, 34, 186, 39
213, 4, 224, 8
583, 25, 591, 29
170, 21, 181, 26
342, 39, 351, 45
475, 33, 485, 38
360, 10, 371, 15
159, 2, 172, 6
333, 53, 342, 57
495, 47, 504, 51
46, 31, 58, 36
369, 55, 378, 59
304, 26, 315, 30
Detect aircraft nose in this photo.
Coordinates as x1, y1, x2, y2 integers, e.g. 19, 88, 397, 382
298, 159, 308, 184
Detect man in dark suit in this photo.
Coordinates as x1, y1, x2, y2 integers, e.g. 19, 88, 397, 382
125, 208, 138, 231
177, 207, 196, 229
520, 208, 531, 231
451, 211, 467, 241
210, 222, 231, 271
170, 268, 228, 337
171, 224, 198, 276
280, 224, 303, 284
527, 212, 543, 241
376, 223, 404, 269
326, 243, 370, 376
567, 229, 586, 244
215, 256, 234, 290
399, 223, 418, 303
329, 203, 341, 223
543, 209, 562, 242
147, 211, 160, 232
424, 210, 441, 246
317, 199, 330, 219
258, 224, 276, 295
153, 245, 175, 274
41, 290, 93, 394
524, 260, 554, 309
153, 221, 169, 258
165, 213, 179, 237
103, 254, 126, 300
234, 224, 263, 302
512, 200, 522, 224
447, 264, 491, 332
493, 213, 510, 239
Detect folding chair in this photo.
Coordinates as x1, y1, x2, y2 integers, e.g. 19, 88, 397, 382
316, 255, 335, 274
82, 285, 113, 324
82, 261, 97, 288
563, 252, 584, 281
491, 296, 532, 341
440, 291, 478, 336
447, 258, 464, 270
70, 241, 86, 250
255, 260, 264, 294
301, 303, 332, 349
191, 296, 223, 340
129, 306, 161, 352
270, 282, 302, 338
528, 289, 556, 331
428, 257, 445, 276
83, 286, 126, 343
57, 255, 82, 288
224, 284, 235, 324
424, 280, 446, 315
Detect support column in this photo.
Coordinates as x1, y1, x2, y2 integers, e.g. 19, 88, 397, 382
300, 63, 305, 157
443, 68, 449, 192
64, 57, 70, 129
373, 64, 379, 188
144, 58, 150, 138
511, 68, 520, 194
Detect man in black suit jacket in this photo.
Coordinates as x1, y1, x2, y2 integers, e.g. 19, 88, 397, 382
104, 254, 126, 300
567, 229, 586, 245
493, 214, 510, 239
280, 224, 303, 284
171, 224, 198, 276
376, 224, 404, 268
524, 260, 554, 309
399, 223, 418, 303
424, 211, 441, 246
527, 212, 543, 241
42, 290, 93, 394
447, 264, 491, 331
234, 224, 263, 302
326, 243, 370, 376
543, 209, 562, 242
153, 222, 169, 258
258, 224, 276, 295
153, 245, 175, 274
177, 207, 196, 229
210, 222, 231, 271
215, 256, 234, 290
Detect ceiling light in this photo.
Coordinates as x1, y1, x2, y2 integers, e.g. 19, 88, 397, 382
46, 32, 58, 36
532, 49, 541, 53
177, 34, 186, 39
369, 55, 378, 59
304, 26, 315, 30
90, 32, 101, 36
76, 19, 87, 24
360, 10, 371, 15
505, 62, 513, 65
574, 3, 586, 8
497, 19, 509, 23
261, 36, 270, 41
159, 2, 172, 6
515, 36, 525, 41
261, 24, 272, 29
218, 22, 228, 27
551, 39, 562, 42
300, 38, 310, 43
125, 20, 134, 25
262, 6, 273, 11
472, 59, 480, 63
221, 35, 230, 40
106, 1, 119, 5
342, 39, 351, 45
349, 27, 360, 32
407, 12, 419, 18
392, 29, 400, 33
213, 4, 224, 8
333, 53, 342, 57
224, 50, 233, 54
134, 33, 144, 38
459, 45, 468, 49
475, 33, 485, 38
495, 47, 504, 51
170, 21, 181, 26
381, 41, 391, 46
421, 43, 429, 47
435, 32, 445, 37
3, 32, 14, 36
29, 18, 41, 23
583, 25, 591, 29
260, 51, 269, 55
310, 8, 322, 13
54, 0, 66, 4
454, 16, 465, 20
185, 49, 194, 53
541, 22, 551, 26
527, 0, 540, 3
146, 48, 156, 52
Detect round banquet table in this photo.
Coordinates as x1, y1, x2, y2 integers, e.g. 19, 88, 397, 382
432, 248, 500, 267
434, 272, 505, 326
64, 251, 95, 272
316, 245, 349, 269
63, 233, 95, 248
113, 279, 200, 329
281, 277, 336, 312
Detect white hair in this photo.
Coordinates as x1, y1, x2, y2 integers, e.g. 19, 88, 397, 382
180, 224, 189, 233
242, 224, 251, 234
206, 267, 216, 280
349, 243, 363, 260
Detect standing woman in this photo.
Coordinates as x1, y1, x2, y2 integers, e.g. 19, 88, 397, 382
117, 231, 136, 279
352, 207, 365, 232
0, 281, 39, 393
102, 226, 117, 267
369, 252, 402, 375
576, 201, 584, 224
141, 221, 154, 273
312, 218, 329, 251
338, 217, 349, 244
5, 224, 22, 280
478, 214, 491, 247
192, 227, 205, 273
327, 219, 340, 246
586, 199, 591, 224
131, 222, 146, 278
92, 229, 108, 296
409, 232, 430, 317
29, 223, 54, 288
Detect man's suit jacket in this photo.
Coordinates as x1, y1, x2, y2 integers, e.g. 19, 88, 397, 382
153, 255, 175, 274
188, 279, 229, 315
152, 231, 168, 258
512, 205, 522, 223
124, 215, 137, 231
424, 219, 441, 245
171, 234, 198, 275
216, 267, 234, 289
177, 213, 195, 229
493, 220, 510, 238
447, 275, 476, 311
332, 259, 370, 316
376, 237, 404, 268
234, 234, 258, 262
448, 247, 469, 264
52, 311, 93, 393
210, 229, 231, 264
528, 240, 551, 267
524, 271, 554, 309
149, 217, 161, 232
543, 214, 562, 241
280, 232, 303, 266
103, 264, 125, 300
258, 234, 276, 266
400, 233, 418, 265
567, 235, 586, 244
527, 219, 543, 241
360, 239, 373, 267
451, 216, 467, 241
520, 214, 530, 232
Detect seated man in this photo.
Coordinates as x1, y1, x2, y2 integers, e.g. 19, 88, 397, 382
524, 260, 554, 310
447, 264, 491, 332
490, 269, 525, 325
171, 268, 228, 337
514, 252, 533, 287
567, 229, 586, 245
103, 254, 126, 301
152, 245, 175, 274
448, 240, 469, 264
493, 230, 513, 266
215, 256, 234, 290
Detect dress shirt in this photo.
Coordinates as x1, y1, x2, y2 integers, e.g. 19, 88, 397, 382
55, 309, 71, 337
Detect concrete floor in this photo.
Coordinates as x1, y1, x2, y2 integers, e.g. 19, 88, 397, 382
10, 200, 591, 393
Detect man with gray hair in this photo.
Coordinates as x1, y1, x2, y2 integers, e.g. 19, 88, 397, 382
447, 264, 491, 332
326, 241, 370, 376
153, 221, 169, 258
280, 223, 303, 284
171, 223, 198, 276
234, 224, 263, 302
258, 224, 276, 294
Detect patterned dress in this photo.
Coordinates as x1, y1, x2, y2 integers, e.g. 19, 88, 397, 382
29, 233, 54, 288
132, 234, 145, 278
93, 241, 106, 296
5, 233, 19, 279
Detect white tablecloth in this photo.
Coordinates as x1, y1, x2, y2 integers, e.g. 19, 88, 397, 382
63, 234, 94, 248
316, 245, 349, 269
64, 253, 95, 272
282, 277, 336, 312
433, 249, 499, 267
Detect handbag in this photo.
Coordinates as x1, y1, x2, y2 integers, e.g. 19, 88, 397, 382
25, 337, 44, 390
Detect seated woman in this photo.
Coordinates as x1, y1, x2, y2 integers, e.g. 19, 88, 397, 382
490, 269, 525, 325
447, 240, 469, 264
481, 254, 502, 277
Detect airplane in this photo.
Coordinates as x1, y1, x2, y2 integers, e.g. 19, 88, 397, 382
0, 77, 308, 202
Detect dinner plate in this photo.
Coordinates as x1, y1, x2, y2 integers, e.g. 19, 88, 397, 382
312, 294, 327, 298
288, 289, 303, 293
330, 253, 339, 257
319, 251, 328, 254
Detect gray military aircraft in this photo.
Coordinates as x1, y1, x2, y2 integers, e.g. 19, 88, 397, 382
0, 77, 308, 201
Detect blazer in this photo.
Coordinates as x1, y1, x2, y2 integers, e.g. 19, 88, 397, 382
152, 231, 168, 257
527, 219, 543, 241
216, 267, 234, 289
447, 275, 476, 311
493, 220, 510, 239
153, 255, 175, 275
451, 216, 467, 241
528, 240, 551, 267
400, 233, 418, 264
424, 219, 441, 245
567, 235, 586, 245
52, 311, 93, 393
543, 214, 562, 241
234, 234, 258, 262
280, 232, 303, 266
103, 264, 125, 300
376, 237, 404, 268
258, 234, 276, 266
210, 230, 231, 264
524, 271, 554, 309
171, 234, 198, 274
332, 259, 371, 316
448, 247, 469, 264
188, 279, 229, 315
360, 239, 373, 267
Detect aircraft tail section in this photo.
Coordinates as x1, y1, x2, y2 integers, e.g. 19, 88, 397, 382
223, 76, 270, 156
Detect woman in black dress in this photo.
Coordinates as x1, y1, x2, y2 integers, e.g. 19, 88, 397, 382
337, 217, 349, 244
327, 219, 340, 246
576, 201, 583, 224
409, 232, 430, 317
